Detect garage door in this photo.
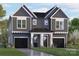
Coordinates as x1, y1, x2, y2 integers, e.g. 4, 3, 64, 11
15, 38, 28, 48
53, 38, 64, 48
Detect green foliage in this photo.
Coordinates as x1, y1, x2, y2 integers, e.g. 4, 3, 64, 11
68, 18, 79, 47
0, 4, 6, 17
0, 20, 8, 48
69, 18, 79, 33
0, 48, 25, 56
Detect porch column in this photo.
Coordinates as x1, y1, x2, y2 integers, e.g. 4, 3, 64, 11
40, 34, 44, 47
31, 33, 33, 48
50, 33, 53, 47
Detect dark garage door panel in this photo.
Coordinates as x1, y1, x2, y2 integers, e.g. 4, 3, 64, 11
15, 38, 28, 48
53, 38, 64, 48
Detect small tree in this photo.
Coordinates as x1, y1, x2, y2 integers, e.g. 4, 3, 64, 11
69, 18, 79, 45
0, 20, 8, 48
0, 4, 6, 48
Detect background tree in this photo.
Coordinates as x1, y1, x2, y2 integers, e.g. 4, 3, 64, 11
0, 4, 7, 48
0, 20, 8, 48
0, 4, 6, 17
69, 18, 79, 33
68, 18, 79, 47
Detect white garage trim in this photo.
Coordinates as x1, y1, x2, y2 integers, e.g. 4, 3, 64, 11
14, 36, 29, 38
14, 37, 29, 48
54, 32, 68, 34
53, 37, 65, 48
53, 37, 65, 39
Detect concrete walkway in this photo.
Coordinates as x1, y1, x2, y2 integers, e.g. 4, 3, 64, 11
17, 48, 52, 56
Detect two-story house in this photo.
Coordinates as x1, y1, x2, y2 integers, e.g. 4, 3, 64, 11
8, 5, 68, 48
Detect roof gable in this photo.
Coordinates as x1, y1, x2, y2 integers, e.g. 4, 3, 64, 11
13, 5, 68, 19
13, 5, 37, 18
52, 9, 68, 18
13, 7, 32, 17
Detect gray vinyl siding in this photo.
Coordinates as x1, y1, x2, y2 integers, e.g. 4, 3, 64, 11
12, 17, 30, 31
32, 18, 50, 30
13, 7, 31, 16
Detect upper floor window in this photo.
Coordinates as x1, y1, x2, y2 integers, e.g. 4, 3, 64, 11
55, 18, 64, 30
17, 17, 27, 29
44, 20, 48, 25
33, 19, 37, 25
17, 20, 21, 28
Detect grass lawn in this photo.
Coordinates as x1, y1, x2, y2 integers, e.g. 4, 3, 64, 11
33, 48, 79, 56
0, 48, 25, 56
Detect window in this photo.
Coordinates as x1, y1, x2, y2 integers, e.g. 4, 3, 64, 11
55, 19, 64, 30
17, 17, 28, 29
17, 20, 21, 28
22, 20, 26, 28
33, 19, 37, 25
44, 20, 48, 25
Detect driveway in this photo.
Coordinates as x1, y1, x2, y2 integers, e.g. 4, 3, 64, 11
17, 48, 53, 56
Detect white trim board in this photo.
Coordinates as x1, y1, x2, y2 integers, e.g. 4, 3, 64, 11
54, 32, 68, 34
11, 16, 30, 18
14, 36, 28, 38
31, 32, 53, 34
53, 37, 65, 39
12, 31, 28, 33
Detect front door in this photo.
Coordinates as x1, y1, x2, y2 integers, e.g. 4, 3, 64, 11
33, 34, 40, 47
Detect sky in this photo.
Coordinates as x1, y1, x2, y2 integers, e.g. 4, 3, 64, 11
2, 3, 79, 20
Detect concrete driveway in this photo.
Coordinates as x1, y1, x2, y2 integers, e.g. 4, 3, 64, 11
17, 48, 52, 56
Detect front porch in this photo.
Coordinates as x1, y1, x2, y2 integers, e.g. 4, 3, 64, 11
31, 32, 53, 48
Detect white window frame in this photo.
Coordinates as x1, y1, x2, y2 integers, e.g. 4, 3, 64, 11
55, 18, 64, 30
33, 19, 37, 25
16, 17, 27, 29
44, 20, 48, 25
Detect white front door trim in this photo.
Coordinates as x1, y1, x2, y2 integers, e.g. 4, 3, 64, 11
31, 32, 53, 48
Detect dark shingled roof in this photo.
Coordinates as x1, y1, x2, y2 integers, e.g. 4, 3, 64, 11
33, 6, 59, 18
33, 12, 46, 18
46, 6, 55, 14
